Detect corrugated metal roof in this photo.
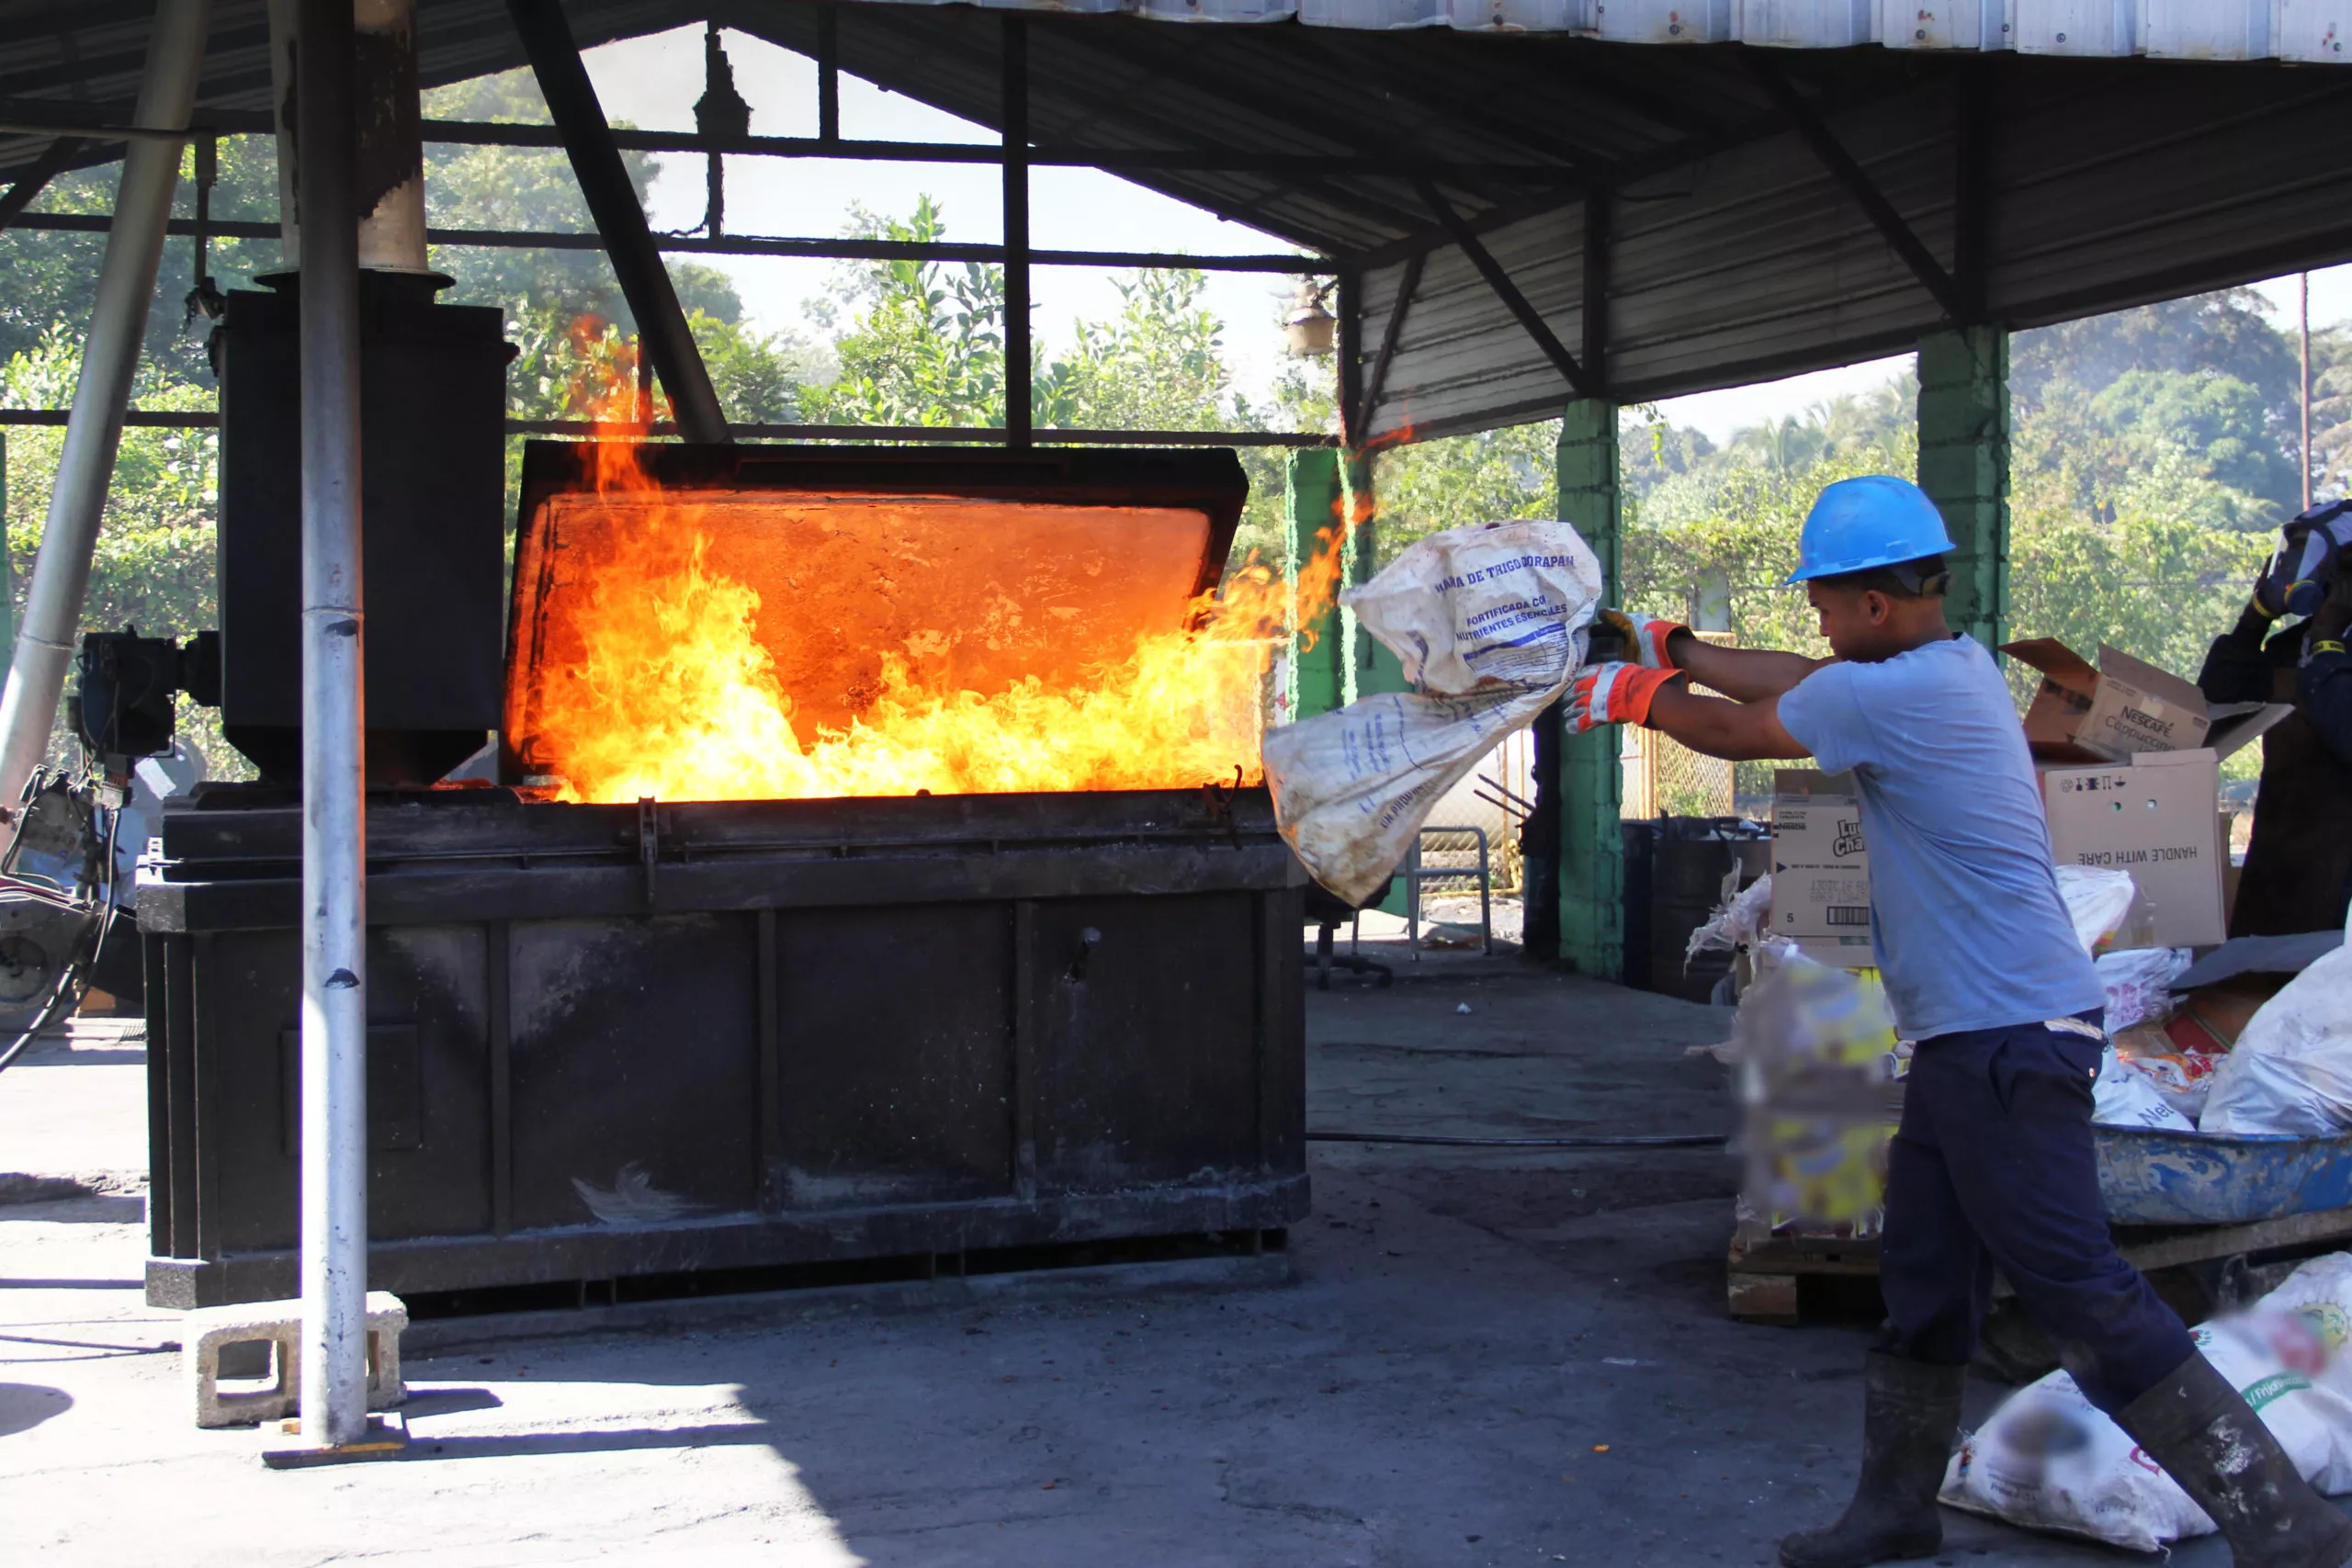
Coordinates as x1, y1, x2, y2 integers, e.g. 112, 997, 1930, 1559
2, 2, 2350, 439
858, 0, 2350, 63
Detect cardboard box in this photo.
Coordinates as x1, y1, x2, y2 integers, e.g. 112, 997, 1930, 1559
1770, 770, 1873, 967
2002, 637, 2292, 763
2011, 640, 2292, 949
2040, 749, 2232, 948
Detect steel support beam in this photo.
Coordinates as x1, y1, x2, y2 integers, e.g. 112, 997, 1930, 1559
294, 0, 369, 1454
1419, 180, 1594, 401
507, 0, 728, 444
4, 209, 1332, 272
0, 136, 84, 230
814, 6, 840, 143
1746, 56, 1963, 322
0, 0, 207, 821
1582, 189, 1611, 394
0, 97, 1590, 183
1554, 400, 1623, 981
0, 407, 1340, 446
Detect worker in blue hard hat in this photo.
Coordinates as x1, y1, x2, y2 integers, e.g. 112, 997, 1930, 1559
1569, 474, 2352, 1568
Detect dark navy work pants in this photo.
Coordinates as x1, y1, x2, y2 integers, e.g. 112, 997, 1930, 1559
1879, 1010, 2197, 1413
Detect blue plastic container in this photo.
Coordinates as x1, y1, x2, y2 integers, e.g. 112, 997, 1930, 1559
2097, 1125, 2352, 1226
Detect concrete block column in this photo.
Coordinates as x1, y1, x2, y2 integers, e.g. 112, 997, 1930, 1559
1554, 400, 1623, 979
1282, 446, 1374, 723
1916, 327, 2011, 650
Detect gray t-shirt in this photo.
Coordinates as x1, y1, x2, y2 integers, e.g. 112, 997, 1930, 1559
1776, 635, 2104, 1040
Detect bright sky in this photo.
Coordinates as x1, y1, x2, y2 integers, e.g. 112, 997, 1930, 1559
582, 24, 2352, 447
1655, 270, 2352, 446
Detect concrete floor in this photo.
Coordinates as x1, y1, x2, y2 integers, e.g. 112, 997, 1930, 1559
0, 971, 2245, 1565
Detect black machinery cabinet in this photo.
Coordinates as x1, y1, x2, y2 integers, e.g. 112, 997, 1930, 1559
140, 787, 1307, 1308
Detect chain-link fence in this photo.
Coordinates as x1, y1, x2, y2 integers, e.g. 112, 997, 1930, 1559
1623, 726, 1736, 819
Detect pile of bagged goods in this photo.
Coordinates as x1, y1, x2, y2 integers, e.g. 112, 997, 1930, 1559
1947, 1249, 2352, 1551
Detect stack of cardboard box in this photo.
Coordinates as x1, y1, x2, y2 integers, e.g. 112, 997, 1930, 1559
1769, 640, 2294, 965
1769, 769, 1873, 970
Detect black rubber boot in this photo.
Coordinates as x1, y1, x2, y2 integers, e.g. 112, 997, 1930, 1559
1778, 1351, 1965, 1568
2113, 1350, 2352, 1568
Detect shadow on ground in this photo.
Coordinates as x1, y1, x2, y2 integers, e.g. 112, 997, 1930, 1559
0, 971, 2301, 1564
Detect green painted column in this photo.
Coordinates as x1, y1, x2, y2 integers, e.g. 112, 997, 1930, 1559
1282, 446, 1374, 721
1555, 400, 1623, 980
1916, 326, 2011, 651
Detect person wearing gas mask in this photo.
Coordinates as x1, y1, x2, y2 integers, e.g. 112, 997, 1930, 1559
2197, 501, 2352, 937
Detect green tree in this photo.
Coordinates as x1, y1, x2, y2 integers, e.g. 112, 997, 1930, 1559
797, 197, 1007, 428
1034, 268, 1232, 433
2007, 445, 2267, 696
422, 71, 750, 337
2012, 289, 2300, 418
2012, 288, 2302, 520
423, 71, 811, 427
1619, 412, 1716, 500
3, 330, 233, 773
800, 198, 1321, 577
2308, 322, 2352, 502
1372, 420, 1560, 569
2089, 369, 2298, 524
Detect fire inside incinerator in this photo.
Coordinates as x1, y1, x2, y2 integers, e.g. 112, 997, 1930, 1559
501, 442, 1290, 803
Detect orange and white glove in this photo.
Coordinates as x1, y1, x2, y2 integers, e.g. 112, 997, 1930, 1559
1566, 661, 1683, 734
1596, 607, 1686, 670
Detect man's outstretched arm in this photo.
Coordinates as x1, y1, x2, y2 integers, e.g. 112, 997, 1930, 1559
1666, 628, 1828, 704
1644, 682, 1813, 762
1565, 664, 1814, 762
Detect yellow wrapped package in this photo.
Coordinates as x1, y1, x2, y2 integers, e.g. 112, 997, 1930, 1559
1730, 953, 1901, 1230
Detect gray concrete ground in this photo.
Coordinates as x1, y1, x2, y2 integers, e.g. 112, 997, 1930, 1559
0, 972, 2258, 1565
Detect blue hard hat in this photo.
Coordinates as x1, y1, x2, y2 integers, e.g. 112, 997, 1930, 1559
1786, 476, 1958, 584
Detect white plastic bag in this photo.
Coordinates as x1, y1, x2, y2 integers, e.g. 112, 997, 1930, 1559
2054, 864, 2138, 955
2095, 945, 2191, 1032
1263, 520, 1603, 904
2092, 1043, 2195, 1132
1941, 1252, 2352, 1551
1687, 873, 1774, 965
2197, 913, 2352, 1136
2109, 1042, 2225, 1122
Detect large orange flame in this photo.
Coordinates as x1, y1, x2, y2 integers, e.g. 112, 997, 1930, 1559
511, 351, 1344, 803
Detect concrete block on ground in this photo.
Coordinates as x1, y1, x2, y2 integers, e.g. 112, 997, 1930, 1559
184, 1291, 408, 1428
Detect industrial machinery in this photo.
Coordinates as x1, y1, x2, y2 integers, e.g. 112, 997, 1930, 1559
130, 410, 1307, 1308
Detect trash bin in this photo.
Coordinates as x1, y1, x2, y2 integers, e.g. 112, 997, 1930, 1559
1627, 818, 1768, 1004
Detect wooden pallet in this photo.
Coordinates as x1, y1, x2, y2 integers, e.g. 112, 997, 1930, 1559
1726, 1204, 2352, 1325
1725, 1224, 1883, 1325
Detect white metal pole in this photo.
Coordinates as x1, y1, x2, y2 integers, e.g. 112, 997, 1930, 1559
295, 0, 370, 1450
0, 0, 209, 816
